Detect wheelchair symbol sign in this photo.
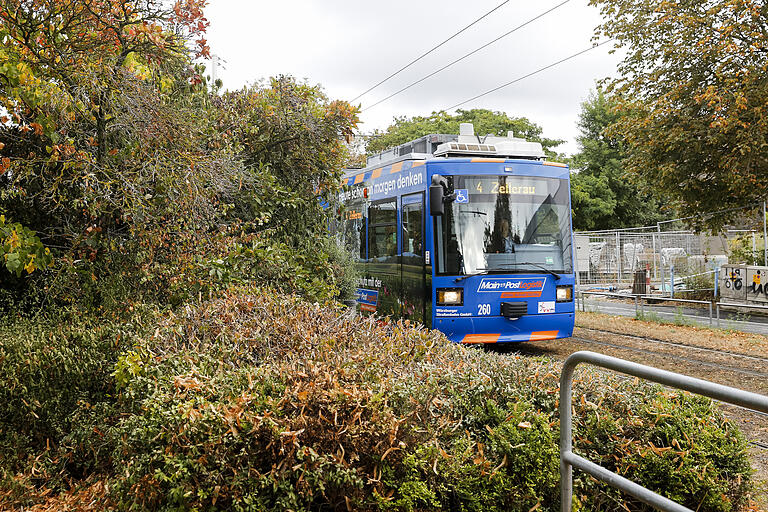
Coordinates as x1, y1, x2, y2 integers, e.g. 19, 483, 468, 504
455, 189, 469, 203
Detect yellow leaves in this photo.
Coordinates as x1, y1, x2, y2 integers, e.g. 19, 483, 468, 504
124, 51, 152, 80
24, 254, 36, 274
159, 77, 174, 93
6, 228, 21, 251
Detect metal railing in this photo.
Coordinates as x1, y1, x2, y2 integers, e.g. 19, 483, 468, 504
560, 351, 768, 512
579, 291, 768, 328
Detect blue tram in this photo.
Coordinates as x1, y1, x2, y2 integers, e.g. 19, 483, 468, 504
338, 123, 574, 343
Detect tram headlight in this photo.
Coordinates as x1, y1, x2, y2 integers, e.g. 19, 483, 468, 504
556, 285, 573, 302
437, 288, 463, 306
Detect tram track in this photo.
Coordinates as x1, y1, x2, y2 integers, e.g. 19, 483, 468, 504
570, 335, 768, 379
576, 326, 768, 365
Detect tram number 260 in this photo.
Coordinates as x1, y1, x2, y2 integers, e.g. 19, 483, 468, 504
477, 304, 492, 316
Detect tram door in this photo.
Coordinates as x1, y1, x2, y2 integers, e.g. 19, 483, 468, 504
400, 193, 426, 323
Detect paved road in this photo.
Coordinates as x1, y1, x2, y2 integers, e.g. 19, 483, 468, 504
582, 297, 768, 336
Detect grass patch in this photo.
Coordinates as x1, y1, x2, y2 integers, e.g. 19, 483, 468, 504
632, 305, 701, 327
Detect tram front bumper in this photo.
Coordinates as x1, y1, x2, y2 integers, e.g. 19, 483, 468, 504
434, 312, 575, 344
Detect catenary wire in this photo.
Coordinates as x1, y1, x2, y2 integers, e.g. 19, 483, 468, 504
350, 0, 511, 103
355, 40, 608, 141
361, 0, 573, 112
444, 38, 614, 111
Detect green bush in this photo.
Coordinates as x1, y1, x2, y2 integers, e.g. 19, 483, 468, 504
0, 312, 140, 494
100, 288, 753, 511
0, 288, 755, 511
194, 233, 359, 304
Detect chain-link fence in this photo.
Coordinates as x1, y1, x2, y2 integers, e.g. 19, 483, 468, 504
574, 228, 740, 294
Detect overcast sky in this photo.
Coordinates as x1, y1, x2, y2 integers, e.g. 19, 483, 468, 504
204, 0, 620, 155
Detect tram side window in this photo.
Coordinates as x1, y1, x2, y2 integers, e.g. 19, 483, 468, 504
369, 199, 396, 260
437, 208, 462, 274
402, 202, 423, 256
341, 204, 366, 260
344, 218, 365, 259
359, 214, 366, 260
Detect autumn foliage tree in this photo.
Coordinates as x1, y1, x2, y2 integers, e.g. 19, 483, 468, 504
0, 0, 360, 309
0, 0, 217, 297
212, 77, 358, 246
590, 0, 768, 229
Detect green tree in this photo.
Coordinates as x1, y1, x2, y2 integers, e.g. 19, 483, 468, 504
570, 172, 616, 231
366, 109, 565, 159
589, 0, 768, 230
0, 0, 360, 309
213, 77, 358, 246
570, 89, 668, 230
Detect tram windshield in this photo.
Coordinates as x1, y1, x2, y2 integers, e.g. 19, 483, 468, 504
435, 175, 572, 275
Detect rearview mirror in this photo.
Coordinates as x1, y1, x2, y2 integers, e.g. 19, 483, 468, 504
429, 182, 444, 216
430, 175, 455, 216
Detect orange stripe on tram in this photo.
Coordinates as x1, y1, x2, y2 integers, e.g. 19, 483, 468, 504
371, 167, 383, 179
529, 330, 558, 341
471, 157, 506, 163
353, 173, 365, 184
462, 333, 500, 344
411, 161, 425, 168
390, 162, 404, 173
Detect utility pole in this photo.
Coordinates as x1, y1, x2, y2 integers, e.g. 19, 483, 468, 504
763, 200, 767, 266
657, 222, 665, 296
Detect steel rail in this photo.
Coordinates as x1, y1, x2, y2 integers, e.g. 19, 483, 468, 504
575, 327, 768, 365
559, 353, 768, 449
569, 336, 768, 378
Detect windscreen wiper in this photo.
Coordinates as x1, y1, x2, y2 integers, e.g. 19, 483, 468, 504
498, 262, 561, 280
454, 268, 489, 282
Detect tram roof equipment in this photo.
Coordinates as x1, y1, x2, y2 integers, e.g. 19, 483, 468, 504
356, 123, 546, 177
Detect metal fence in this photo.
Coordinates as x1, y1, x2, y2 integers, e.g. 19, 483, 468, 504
560, 351, 768, 512
574, 228, 742, 291
578, 290, 768, 328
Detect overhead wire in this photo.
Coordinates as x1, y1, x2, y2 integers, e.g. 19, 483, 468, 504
361, 0, 573, 112
350, 0, 511, 103
354, 42, 612, 142
444, 38, 614, 111
354, 40, 613, 146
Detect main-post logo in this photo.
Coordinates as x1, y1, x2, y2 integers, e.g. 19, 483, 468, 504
477, 278, 546, 298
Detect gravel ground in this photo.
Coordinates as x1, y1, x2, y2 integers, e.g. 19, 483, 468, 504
506, 312, 768, 510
